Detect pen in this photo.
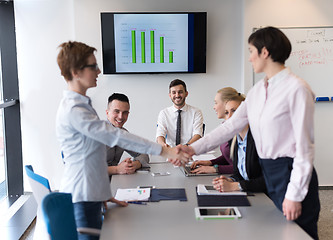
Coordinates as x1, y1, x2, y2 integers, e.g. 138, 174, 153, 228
128, 201, 147, 205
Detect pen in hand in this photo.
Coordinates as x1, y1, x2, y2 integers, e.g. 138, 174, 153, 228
127, 201, 147, 205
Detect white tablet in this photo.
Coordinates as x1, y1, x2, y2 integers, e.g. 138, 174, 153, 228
194, 207, 241, 220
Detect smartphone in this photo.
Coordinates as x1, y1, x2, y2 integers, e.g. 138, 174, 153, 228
151, 172, 171, 177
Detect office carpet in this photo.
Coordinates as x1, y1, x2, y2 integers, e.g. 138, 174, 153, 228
318, 189, 333, 240
20, 190, 333, 240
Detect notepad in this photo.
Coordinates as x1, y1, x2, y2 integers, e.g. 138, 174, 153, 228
150, 188, 187, 202
114, 188, 151, 201
196, 186, 251, 207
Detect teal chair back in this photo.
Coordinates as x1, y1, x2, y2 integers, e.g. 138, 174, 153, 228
25, 165, 52, 240
25, 165, 51, 204
41, 192, 78, 240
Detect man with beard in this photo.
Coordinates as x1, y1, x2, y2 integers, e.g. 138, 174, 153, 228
156, 79, 204, 147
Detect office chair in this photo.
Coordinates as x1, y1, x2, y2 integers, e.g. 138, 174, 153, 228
41, 192, 78, 240
25, 165, 52, 240
41, 192, 101, 240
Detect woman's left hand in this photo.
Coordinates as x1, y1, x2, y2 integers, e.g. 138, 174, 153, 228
212, 176, 239, 192
282, 198, 302, 221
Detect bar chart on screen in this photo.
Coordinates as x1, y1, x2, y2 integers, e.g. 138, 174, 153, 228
114, 14, 188, 72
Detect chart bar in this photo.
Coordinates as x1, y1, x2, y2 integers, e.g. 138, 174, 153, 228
160, 36, 164, 63
141, 32, 145, 63
131, 30, 136, 63
150, 31, 155, 63
169, 51, 173, 63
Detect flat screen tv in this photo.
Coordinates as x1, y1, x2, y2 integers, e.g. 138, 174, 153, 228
101, 12, 207, 74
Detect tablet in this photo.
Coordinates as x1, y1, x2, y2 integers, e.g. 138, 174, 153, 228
194, 207, 241, 220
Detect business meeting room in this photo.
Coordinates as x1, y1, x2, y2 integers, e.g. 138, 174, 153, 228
1, 0, 333, 239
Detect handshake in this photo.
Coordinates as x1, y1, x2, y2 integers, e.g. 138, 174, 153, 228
160, 145, 195, 166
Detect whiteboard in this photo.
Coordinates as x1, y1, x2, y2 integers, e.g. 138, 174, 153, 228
283, 27, 333, 97
253, 27, 333, 185
254, 26, 333, 97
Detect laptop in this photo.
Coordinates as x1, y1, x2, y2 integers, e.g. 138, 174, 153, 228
180, 165, 219, 177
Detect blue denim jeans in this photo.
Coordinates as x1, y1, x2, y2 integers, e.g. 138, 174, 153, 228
73, 201, 103, 240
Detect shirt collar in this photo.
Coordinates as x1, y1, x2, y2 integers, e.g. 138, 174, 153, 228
64, 90, 91, 105
172, 103, 188, 112
237, 131, 248, 146
267, 68, 290, 88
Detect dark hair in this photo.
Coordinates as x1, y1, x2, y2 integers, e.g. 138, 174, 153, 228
57, 41, 96, 81
108, 93, 129, 105
169, 79, 187, 92
248, 26, 291, 64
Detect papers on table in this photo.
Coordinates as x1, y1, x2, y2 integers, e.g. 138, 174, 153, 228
197, 184, 246, 196
114, 188, 151, 201
192, 153, 216, 161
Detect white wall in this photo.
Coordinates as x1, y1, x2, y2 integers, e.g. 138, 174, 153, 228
15, 0, 244, 190
15, 0, 75, 190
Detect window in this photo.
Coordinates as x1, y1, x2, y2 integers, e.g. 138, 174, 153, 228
0, 0, 23, 204
0, 57, 4, 201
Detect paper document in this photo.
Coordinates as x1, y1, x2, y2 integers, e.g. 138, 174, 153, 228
115, 188, 151, 201
192, 154, 216, 161
197, 184, 246, 196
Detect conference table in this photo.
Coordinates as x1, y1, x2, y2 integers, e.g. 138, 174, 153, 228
100, 156, 311, 240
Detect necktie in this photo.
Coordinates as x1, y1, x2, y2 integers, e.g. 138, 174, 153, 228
176, 109, 182, 145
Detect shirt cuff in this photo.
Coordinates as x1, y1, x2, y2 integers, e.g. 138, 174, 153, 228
285, 182, 308, 202
149, 142, 163, 156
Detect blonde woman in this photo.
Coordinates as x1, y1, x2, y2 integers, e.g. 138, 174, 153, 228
190, 87, 238, 174
212, 95, 266, 193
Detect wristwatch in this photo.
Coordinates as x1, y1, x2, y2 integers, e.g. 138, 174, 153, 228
213, 164, 219, 173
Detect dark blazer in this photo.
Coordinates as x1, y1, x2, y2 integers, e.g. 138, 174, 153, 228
231, 129, 266, 193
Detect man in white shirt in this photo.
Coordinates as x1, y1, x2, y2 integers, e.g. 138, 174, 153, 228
156, 79, 204, 147
106, 93, 149, 175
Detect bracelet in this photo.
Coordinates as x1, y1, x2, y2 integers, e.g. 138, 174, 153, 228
213, 164, 219, 173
